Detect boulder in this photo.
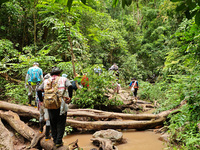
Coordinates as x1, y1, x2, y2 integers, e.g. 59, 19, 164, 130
92, 129, 123, 143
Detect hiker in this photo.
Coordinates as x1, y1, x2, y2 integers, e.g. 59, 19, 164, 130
94, 67, 102, 75
109, 63, 118, 71
25, 62, 43, 106
109, 63, 120, 93
129, 77, 139, 103
81, 73, 89, 88
37, 73, 51, 140
42, 67, 73, 148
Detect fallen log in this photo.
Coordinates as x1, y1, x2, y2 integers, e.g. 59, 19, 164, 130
0, 100, 185, 131
68, 109, 159, 120
0, 101, 39, 119
40, 138, 80, 150
0, 119, 14, 150
0, 110, 36, 141
0, 101, 159, 120
67, 117, 165, 130
0, 72, 21, 83
0, 110, 68, 149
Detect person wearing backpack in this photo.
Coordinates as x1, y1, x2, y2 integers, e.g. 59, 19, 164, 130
25, 62, 43, 106
37, 73, 51, 140
129, 77, 139, 103
42, 67, 73, 148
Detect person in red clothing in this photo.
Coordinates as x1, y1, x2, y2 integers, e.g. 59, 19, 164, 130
81, 73, 89, 88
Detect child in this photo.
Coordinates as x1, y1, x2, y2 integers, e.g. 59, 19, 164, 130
129, 77, 139, 103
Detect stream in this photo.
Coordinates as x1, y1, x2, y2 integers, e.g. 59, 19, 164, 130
63, 129, 166, 150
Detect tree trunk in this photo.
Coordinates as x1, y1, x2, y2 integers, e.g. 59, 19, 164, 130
136, 0, 140, 25
67, 117, 165, 130
0, 101, 40, 119
0, 72, 21, 83
0, 100, 185, 131
0, 119, 14, 150
33, 0, 38, 51
0, 109, 69, 149
0, 110, 35, 141
64, 25, 81, 89
0, 101, 158, 120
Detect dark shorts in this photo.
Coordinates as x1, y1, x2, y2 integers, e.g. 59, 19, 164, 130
133, 88, 138, 97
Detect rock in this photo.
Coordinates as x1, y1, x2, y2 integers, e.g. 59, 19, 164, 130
158, 133, 170, 143
92, 129, 123, 143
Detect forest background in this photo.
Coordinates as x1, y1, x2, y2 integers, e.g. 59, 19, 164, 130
0, 0, 200, 149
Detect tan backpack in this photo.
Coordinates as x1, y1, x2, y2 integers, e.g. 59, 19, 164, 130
44, 77, 61, 109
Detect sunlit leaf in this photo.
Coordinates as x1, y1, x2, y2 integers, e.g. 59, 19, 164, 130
112, 0, 118, 8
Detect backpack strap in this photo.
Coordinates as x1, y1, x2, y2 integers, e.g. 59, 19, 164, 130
133, 81, 136, 87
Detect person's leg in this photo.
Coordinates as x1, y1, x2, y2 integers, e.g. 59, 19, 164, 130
134, 89, 138, 103
48, 108, 60, 144
39, 105, 45, 133
31, 85, 37, 107
28, 86, 33, 106
45, 120, 51, 140
44, 109, 51, 139
56, 113, 67, 146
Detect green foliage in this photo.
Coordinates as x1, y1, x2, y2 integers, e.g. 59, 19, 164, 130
0, 76, 9, 99
170, 0, 200, 25
1, 1, 200, 149
120, 54, 147, 81
5, 83, 27, 104
72, 65, 123, 108
138, 80, 168, 104
64, 126, 73, 136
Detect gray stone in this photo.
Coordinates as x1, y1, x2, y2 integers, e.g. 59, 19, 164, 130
92, 129, 123, 142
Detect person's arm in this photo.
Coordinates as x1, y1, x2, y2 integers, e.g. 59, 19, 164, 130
68, 85, 73, 98
40, 69, 44, 81
37, 82, 44, 102
65, 79, 73, 104
129, 81, 132, 88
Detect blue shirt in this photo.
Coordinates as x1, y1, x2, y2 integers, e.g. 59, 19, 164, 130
27, 66, 43, 82
129, 81, 138, 88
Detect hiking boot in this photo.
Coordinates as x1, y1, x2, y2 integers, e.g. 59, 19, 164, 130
45, 136, 51, 141
39, 121, 44, 133
45, 125, 51, 140
56, 142, 63, 148
28, 95, 32, 106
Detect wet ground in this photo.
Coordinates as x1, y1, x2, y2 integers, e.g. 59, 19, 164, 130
63, 129, 166, 150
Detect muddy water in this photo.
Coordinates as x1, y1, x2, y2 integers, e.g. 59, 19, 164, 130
63, 130, 166, 150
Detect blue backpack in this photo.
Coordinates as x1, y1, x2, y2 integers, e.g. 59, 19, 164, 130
29, 67, 41, 82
